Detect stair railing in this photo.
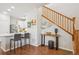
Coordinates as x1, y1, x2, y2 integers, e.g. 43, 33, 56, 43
42, 6, 76, 39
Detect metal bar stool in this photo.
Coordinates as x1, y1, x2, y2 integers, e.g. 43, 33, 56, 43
24, 33, 30, 46
10, 34, 22, 52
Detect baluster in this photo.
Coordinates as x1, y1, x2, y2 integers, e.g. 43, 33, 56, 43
42, 7, 43, 15
70, 20, 72, 34
70, 21, 73, 34
59, 15, 61, 27
53, 11, 55, 23
54, 12, 56, 24
49, 10, 50, 20
67, 19, 69, 32
44, 7, 46, 17
68, 20, 70, 33
61, 16, 63, 28
60, 15, 62, 27
44, 7, 46, 16
52, 11, 54, 22
67, 19, 70, 33
72, 17, 75, 35
48, 9, 50, 19
57, 13, 59, 25
65, 18, 67, 31
54, 12, 56, 23
67, 19, 69, 31
72, 21, 74, 34
49, 10, 52, 20
46, 8, 48, 18
50, 10, 53, 21
63, 17, 65, 29
43, 7, 45, 16
47, 8, 49, 19
60, 16, 62, 27
59, 14, 61, 26
56, 13, 58, 25
55, 13, 57, 24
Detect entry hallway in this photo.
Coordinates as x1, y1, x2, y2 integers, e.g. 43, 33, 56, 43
0, 45, 73, 55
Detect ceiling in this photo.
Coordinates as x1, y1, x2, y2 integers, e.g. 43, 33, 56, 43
0, 3, 46, 19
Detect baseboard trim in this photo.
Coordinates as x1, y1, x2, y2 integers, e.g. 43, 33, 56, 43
59, 47, 73, 52
30, 44, 39, 47
1, 44, 73, 53
38, 44, 73, 52
0, 47, 7, 52
1, 44, 39, 52
1, 46, 22, 52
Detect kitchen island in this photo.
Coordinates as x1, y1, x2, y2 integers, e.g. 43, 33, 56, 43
0, 33, 28, 52
0, 33, 14, 52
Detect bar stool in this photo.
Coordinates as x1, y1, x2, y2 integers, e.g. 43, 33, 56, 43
10, 34, 22, 52
24, 33, 30, 46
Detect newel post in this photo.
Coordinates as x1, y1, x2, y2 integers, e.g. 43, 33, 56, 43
72, 17, 76, 54
72, 17, 76, 41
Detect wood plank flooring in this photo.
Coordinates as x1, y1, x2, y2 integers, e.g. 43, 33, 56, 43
0, 45, 73, 55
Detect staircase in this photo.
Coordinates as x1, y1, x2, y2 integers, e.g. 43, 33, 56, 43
42, 6, 79, 54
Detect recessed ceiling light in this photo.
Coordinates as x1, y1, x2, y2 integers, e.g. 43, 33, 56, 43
11, 6, 15, 9
7, 9, 11, 11
3, 11, 7, 14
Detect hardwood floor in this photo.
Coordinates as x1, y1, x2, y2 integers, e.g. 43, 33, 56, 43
0, 48, 5, 55
0, 45, 73, 55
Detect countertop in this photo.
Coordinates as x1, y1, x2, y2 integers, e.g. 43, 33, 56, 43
0, 32, 29, 37
0, 33, 14, 37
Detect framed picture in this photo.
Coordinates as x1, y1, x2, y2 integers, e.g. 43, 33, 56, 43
32, 19, 36, 25
27, 21, 31, 28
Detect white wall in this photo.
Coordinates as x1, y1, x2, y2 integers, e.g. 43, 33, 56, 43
0, 13, 10, 51
0, 13, 10, 34
37, 7, 42, 45
25, 8, 39, 46
46, 3, 79, 30
10, 16, 17, 25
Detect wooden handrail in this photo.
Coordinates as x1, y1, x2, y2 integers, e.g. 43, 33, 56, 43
43, 6, 73, 21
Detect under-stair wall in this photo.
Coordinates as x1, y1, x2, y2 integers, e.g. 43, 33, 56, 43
41, 17, 73, 51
